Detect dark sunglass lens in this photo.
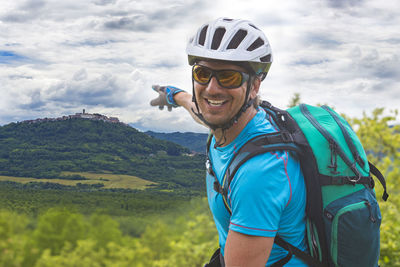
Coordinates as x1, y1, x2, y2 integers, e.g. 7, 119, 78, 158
217, 70, 242, 88
193, 66, 212, 84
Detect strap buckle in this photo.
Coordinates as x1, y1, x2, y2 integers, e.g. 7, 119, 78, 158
206, 159, 215, 176
347, 169, 362, 184
213, 181, 224, 194
281, 131, 294, 143
369, 176, 375, 189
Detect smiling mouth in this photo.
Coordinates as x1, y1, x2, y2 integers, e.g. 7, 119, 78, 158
206, 99, 227, 107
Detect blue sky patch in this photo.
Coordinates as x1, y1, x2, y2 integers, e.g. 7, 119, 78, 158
0, 50, 28, 64
293, 58, 331, 66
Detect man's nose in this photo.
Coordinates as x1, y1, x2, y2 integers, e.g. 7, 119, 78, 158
205, 77, 223, 94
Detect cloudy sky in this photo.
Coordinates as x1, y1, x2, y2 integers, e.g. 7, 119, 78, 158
1, 0, 399, 133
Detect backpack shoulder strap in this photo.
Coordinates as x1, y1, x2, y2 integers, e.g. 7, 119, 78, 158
272, 236, 324, 267
217, 134, 324, 266
219, 132, 301, 214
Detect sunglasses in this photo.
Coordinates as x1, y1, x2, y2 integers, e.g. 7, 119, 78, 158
192, 64, 250, 89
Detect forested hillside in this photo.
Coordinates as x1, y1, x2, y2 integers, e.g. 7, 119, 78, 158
145, 131, 208, 154
0, 119, 205, 191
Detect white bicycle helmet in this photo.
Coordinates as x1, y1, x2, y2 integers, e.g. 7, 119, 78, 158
186, 18, 273, 79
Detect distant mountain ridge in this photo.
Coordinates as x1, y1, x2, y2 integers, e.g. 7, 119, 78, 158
145, 131, 208, 154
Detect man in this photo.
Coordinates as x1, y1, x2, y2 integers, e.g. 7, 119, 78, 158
150, 18, 308, 266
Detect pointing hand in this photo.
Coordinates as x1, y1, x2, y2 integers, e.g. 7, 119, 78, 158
150, 85, 185, 111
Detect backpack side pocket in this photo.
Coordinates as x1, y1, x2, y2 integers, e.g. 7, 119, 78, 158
323, 188, 381, 267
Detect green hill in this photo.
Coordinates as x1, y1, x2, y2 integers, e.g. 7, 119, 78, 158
145, 131, 208, 154
0, 118, 205, 191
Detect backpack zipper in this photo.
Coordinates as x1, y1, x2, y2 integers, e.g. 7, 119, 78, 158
364, 200, 377, 223
299, 104, 362, 179
321, 106, 365, 168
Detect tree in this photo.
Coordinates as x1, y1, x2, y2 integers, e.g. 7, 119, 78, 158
32, 208, 87, 255
288, 93, 301, 108
0, 211, 30, 267
88, 213, 123, 249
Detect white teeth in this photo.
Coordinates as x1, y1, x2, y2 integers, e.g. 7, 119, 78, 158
208, 99, 225, 106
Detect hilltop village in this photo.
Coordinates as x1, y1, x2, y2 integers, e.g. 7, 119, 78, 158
21, 109, 124, 125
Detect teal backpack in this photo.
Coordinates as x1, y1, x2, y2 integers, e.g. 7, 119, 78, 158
207, 101, 389, 267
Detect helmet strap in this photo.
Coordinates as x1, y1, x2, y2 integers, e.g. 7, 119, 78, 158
191, 77, 256, 147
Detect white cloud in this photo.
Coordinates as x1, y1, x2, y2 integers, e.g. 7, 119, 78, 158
0, 0, 399, 131
73, 68, 88, 81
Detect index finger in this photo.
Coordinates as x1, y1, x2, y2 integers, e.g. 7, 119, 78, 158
152, 85, 161, 92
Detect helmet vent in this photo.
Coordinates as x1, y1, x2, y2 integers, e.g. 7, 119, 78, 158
227, 29, 247, 49
223, 18, 233, 21
260, 54, 271, 63
247, 37, 264, 51
211, 27, 226, 50
198, 25, 208, 46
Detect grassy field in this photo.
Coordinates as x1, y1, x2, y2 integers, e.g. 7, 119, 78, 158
0, 172, 157, 189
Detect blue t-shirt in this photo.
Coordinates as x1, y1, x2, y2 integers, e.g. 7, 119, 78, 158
206, 108, 308, 266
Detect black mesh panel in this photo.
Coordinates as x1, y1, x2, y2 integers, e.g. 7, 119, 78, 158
198, 25, 208, 46
211, 28, 226, 50
247, 37, 264, 51
227, 30, 247, 49
260, 54, 271, 62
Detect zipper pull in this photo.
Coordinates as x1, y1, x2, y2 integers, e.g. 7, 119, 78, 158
328, 140, 339, 174
365, 201, 376, 223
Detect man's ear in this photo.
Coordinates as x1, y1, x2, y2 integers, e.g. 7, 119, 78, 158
250, 77, 261, 98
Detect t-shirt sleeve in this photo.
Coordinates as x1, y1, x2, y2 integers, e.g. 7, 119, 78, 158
228, 150, 292, 237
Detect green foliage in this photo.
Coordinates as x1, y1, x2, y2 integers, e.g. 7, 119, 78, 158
0, 211, 31, 267
287, 92, 301, 108
33, 208, 87, 255
146, 131, 208, 154
349, 108, 400, 162
59, 174, 88, 180
0, 181, 198, 237
0, 198, 218, 267
88, 213, 123, 249
349, 108, 400, 266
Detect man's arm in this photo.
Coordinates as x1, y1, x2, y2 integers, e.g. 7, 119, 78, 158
224, 230, 274, 267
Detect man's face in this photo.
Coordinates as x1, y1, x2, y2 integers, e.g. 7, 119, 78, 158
193, 60, 257, 127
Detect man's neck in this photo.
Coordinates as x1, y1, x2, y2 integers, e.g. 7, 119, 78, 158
212, 107, 258, 147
